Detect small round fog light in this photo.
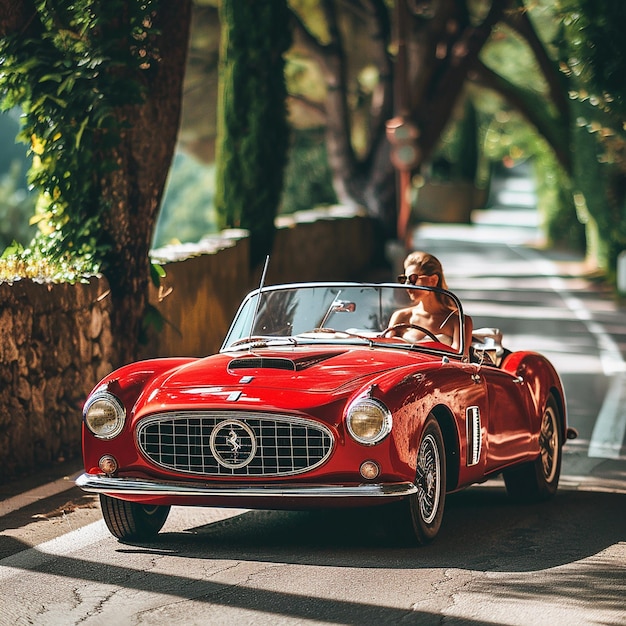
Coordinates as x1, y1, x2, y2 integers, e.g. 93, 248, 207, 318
99, 455, 118, 475
360, 460, 380, 480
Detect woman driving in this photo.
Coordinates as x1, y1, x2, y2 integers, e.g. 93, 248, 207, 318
388, 251, 473, 356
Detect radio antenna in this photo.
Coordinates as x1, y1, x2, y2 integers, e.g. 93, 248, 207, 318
249, 255, 270, 339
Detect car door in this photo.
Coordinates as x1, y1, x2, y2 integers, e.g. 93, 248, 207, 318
477, 363, 534, 472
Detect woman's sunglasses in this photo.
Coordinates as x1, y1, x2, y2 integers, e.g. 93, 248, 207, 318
397, 273, 429, 285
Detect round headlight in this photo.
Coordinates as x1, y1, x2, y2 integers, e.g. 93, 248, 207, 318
83, 392, 126, 439
346, 397, 392, 445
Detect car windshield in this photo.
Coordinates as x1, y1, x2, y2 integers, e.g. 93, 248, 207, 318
221, 283, 467, 357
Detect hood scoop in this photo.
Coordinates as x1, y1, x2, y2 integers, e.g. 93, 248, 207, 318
228, 352, 341, 372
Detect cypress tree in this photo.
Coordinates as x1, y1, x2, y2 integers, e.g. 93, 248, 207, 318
215, 0, 291, 268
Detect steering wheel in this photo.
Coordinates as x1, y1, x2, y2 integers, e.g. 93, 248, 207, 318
378, 323, 439, 343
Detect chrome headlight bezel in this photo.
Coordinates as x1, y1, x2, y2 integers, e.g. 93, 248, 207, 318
346, 397, 392, 446
83, 392, 126, 440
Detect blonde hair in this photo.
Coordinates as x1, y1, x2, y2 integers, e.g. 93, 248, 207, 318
403, 251, 449, 290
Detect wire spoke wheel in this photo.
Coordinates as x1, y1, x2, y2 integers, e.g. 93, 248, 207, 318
404, 416, 446, 544
382, 416, 446, 546
539, 403, 559, 483
504, 394, 562, 501
416, 433, 441, 524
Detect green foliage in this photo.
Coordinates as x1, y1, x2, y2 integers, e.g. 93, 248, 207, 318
0, 110, 30, 184
149, 260, 166, 287
0, 110, 36, 249
154, 131, 335, 247
0, 161, 36, 250
0, 0, 160, 278
0, 239, 97, 283
479, 92, 585, 250
427, 8, 584, 251
533, 150, 585, 251
557, 0, 626, 115
279, 129, 336, 214
152, 152, 218, 248
556, 0, 626, 271
432, 97, 480, 184
557, 0, 626, 161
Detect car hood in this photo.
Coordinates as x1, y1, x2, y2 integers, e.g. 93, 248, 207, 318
167, 347, 422, 391
135, 346, 440, 415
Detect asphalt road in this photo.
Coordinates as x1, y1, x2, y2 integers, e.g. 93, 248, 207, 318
1, 184, 625, 625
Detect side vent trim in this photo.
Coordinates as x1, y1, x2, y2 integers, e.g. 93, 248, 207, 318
466, 406, 482, 466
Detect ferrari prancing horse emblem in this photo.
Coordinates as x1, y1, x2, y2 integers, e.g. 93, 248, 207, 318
226, 428, 241, 453
210, 419, 257, 469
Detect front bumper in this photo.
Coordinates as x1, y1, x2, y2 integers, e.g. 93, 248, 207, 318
76, 473, 417, 499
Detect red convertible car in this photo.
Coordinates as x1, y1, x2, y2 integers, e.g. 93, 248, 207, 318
77, 282, 577, 544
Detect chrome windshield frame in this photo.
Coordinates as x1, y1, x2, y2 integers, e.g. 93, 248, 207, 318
220, 282, 467, 359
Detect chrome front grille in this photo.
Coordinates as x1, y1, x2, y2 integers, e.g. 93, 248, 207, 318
137, 411, 334, 477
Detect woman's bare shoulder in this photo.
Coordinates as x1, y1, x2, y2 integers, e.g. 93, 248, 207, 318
389, 306, 412, 323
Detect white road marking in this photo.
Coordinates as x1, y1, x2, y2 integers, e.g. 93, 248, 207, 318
588, 374, 626, 458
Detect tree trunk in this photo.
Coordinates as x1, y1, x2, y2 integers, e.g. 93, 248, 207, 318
0, 0, 37, 36
99, 0, 193, 366
290, 0, 510, 241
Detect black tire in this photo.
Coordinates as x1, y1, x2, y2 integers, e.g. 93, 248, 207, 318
388, 416, 447, 546
503, 395, 562, 502
99, 494, 170, 541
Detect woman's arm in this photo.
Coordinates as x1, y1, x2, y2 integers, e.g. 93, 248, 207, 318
387, 307, 409, 331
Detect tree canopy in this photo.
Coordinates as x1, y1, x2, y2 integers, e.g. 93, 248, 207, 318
285, 0, 624, 274
1, 0, 625, 367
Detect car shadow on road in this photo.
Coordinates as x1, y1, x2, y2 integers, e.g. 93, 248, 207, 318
115, 485, 626, 573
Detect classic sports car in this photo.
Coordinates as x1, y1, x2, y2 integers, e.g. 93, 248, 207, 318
77, 282, 577, 544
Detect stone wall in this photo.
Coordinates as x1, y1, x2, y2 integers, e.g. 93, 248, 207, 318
0, 208, 377, 482
0, 278, 114, 481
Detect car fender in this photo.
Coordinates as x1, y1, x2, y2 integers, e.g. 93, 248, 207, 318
87, 358, 197, 413
361, 361, 486, 491
501, 350, 567, 438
